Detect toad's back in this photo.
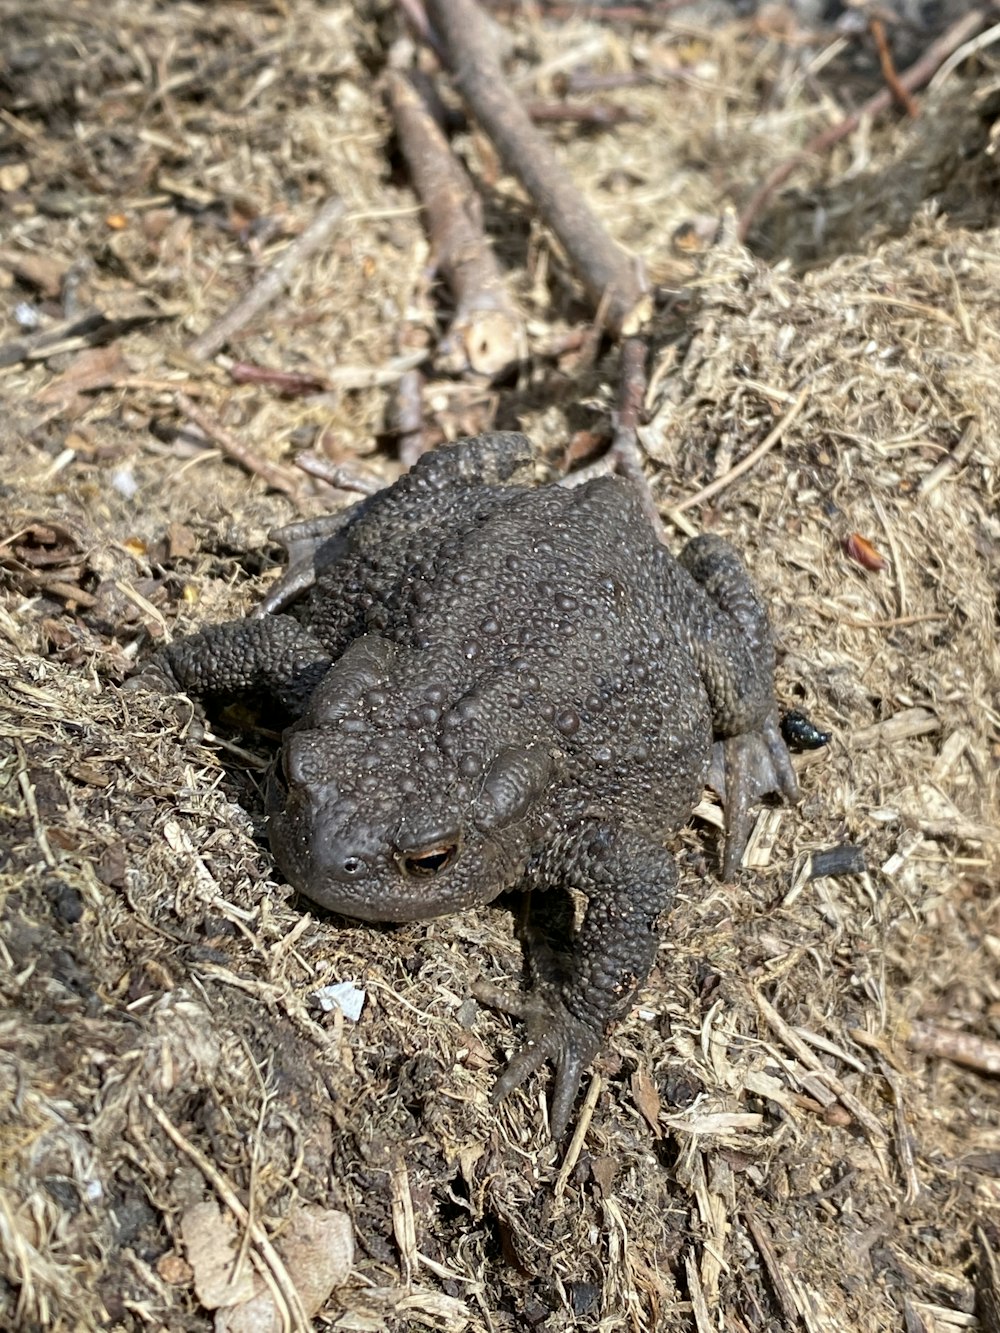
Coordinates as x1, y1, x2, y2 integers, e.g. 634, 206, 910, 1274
338, 473, 714, 834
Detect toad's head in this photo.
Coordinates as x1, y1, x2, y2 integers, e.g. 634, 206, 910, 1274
267, 634, 557, 921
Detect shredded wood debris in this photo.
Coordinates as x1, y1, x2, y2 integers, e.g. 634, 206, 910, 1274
1, 0, 998, 1329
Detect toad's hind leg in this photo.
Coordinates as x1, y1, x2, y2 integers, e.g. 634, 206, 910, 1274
668, 534, 798, 878
259, 432, 537, 618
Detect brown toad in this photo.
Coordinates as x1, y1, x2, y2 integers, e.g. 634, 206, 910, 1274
133, 432, 798, 1135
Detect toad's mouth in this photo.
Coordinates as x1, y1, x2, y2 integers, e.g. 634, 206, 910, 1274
267, 811, 518, 923
277, 867, 494, 924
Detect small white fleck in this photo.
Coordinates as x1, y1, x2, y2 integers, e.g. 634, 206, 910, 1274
111, 468, 139, 499
311, 981, 366, 1022
15, 302, 41, 330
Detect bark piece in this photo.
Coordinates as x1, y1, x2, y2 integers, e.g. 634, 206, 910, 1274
388, 68, 526, 378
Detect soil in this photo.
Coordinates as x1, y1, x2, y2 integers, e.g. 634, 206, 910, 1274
1, 1, 999, 1330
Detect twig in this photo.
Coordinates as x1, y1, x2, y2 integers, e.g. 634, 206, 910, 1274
15, 739, 56, 869
684, 1250, 714, 1333
423, 0, 651, 336
737, 8, 987, 242
524, 100, 643, 126
559, 333, 658, 515
562, 70, 648, 94
293, 453, 383, 494
612, 337, 647, 458
754, 990, 889, 1152
393, 367, 426, 468
929, 18, 1000, 91
187, 195, 346, 361
552, 1072, 602, 1200
0, 311, 161, 370
611, 337, 663, 536
906, 1020, 1000, 1076
396, 0, 444, 59
175, 392, 302, 498
491, 1, 690, 25
228, 362, 328, 396
673, 386, 810, 513
742, 1205, 801, 1328
870, 19, 918, 116
917, 419, 977, 497
882, 1066, 921, 1205
387, 69, 526, 378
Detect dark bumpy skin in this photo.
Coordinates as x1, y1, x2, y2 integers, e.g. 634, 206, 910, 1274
131, 432, 798, 1137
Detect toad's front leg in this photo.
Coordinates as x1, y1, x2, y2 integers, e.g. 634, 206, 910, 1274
127, 614, 332, 721
477, 823, 677, 1139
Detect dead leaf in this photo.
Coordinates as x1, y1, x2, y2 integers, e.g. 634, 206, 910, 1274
180, 1201, 257, 1310
843, 531, 888, 572
215, 1205, 354, 1333
630, 1065, 663, 1138
35, 343, 129, 409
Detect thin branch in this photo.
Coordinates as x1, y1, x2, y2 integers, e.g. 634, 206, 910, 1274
393, 367, 426, 468
737, 8, 987, 243
423, 0, 651, 335
742, 1205, 801, 1329
187, 195, 346, 361
524, 100, 644, 126
0, 310, 163, 369
175, 392, 302, 499
907, 1020, 1000, 1076
387, 68, 526, 378
611, 337, 662, 535
870, 18, 918, 116
928, 17, 1000, 91
917, 418, 977, 497
293, 453, 383, 494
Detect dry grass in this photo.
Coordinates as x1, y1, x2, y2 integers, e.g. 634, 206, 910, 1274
1, 0, 999, 1329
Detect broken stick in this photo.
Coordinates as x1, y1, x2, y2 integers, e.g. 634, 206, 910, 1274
187, 195, 346, 361
610, 336, 661, 534
174, 392, 302, 500
423, 0, 650, 336
906, 1020, 1000, 1077
387, 69, 526, 379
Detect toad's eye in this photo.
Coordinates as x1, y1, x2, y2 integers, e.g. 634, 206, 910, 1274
395, 844, 458, 878
340, 856, 367, 879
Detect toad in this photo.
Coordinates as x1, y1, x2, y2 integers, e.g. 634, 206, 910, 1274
131, 432, 798, 1135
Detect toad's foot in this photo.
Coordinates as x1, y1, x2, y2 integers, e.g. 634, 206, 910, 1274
473, 980, 602, 1140
708, 708, 799, 880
